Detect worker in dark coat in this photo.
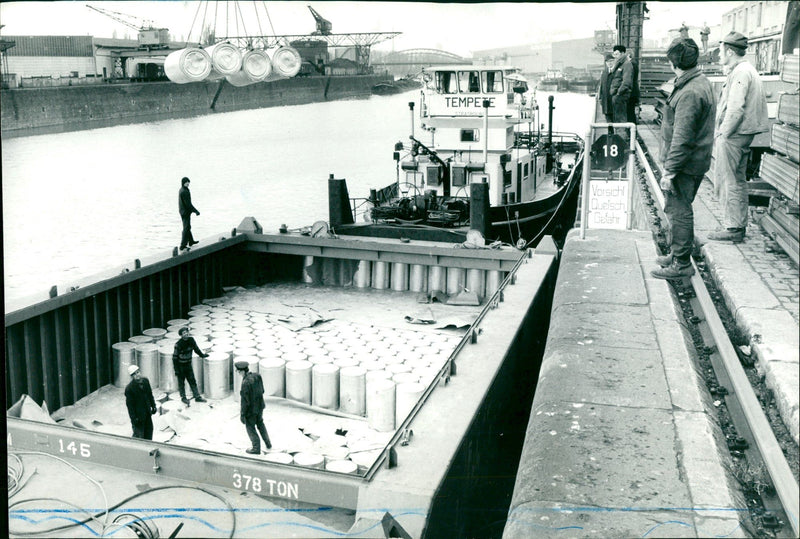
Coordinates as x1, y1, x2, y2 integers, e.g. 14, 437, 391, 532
125, 364, 157, 440
172, 327, 208, 405
178, 176, 200, 251
627, 57, 640, 124
651, 37, 715, 281
608, 45, 634, 126
598, 53, 615, 121
236, 361, 272, 454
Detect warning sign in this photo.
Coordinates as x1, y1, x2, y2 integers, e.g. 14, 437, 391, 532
588, 180, 628, 229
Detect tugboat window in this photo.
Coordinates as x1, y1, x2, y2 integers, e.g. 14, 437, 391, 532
460, 129, 479, 142
458, 71, 481, 93
436, 71, 458, 94
483, 71, 504, 93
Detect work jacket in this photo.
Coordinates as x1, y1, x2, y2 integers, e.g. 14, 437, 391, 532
240, 372, 266, 421
716, 58, 768, 137
125, 377, 156, 423
608, 54, 634, 98
179, 186, 198, 217
660, 67, 716, 177
172, 337, 205, 370
598, 66, 612, 115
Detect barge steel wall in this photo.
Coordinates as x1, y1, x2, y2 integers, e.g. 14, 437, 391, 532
0, 74, 390, 138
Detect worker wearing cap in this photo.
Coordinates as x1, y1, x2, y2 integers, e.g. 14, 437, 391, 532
235, 361, 272, 454
172, 327, 208, 406
651, 37, 715, 280
598, 52, 615, 121
709, 31, 768, 243
125, 364, 157, 440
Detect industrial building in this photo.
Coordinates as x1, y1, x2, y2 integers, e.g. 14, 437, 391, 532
473, 36, 604, 78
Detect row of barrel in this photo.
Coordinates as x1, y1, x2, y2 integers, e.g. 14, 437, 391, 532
165, 43, 301, 86
303, 256, 507, 300
111, 305, 458, 432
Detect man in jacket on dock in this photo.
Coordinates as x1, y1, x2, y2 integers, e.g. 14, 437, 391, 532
598, 53, 615, 122
172, 327, 208, 405
236, 361, 272, 454
708, 32, 768, 243
652, 37, 715, 280
125, 364, 157, 440
179, 177, 201, 251
608, 45, 634, 126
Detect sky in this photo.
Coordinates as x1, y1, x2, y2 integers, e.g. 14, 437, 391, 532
0, 1, 743, 57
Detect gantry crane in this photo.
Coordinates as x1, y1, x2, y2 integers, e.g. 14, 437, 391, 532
307, 5, 332, 35
86, 4, 170, 49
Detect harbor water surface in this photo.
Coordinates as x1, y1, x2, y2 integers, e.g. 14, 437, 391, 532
2, 90, 593, 302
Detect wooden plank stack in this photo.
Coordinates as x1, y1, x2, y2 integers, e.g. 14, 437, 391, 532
760, 52, 799, 264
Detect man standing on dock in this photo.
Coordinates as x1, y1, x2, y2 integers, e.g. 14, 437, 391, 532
708, 32, 768, 244
598, 53, 615, 122
172, 327, 208, 405
125, 365, 158, 440
179, 177, 201, 251
608, 45, 634, 128
236, 361, 272, 454
651, 37, 715, 280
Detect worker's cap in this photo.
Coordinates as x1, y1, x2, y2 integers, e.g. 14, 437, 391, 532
234, 361, 249, 371
178, 327, 190, 335
128, 364, 140, 375
603, 52, 614, 61
666, 37, 700, 70
720, 31, 748, 50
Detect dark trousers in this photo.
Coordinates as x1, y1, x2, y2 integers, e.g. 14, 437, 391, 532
245, 414, 271, 451
180, 214, 194, 248
664, 172, 704, 263
176, 362, 200, 399
132, 417, 154, 440
611, 94, 629, 124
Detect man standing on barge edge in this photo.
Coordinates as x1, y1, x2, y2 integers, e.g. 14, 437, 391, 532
652, 37, 715, 280
179, 176, 201, 251
125, 364, 157, 440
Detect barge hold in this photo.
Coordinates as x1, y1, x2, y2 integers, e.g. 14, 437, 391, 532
7, 220, 561, 537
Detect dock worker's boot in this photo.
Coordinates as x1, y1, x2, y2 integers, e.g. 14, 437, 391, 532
655, 252, 673, 267
245, 447, 260, 455
650, 259, 695, 280
708, 227, 745, 243
194, 395, 206, 403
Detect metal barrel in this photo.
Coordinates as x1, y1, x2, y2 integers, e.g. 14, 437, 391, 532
366, 378, 396, 432
158, 344, 178, 392
339, 366, 367, 416
390, 262, 409, 291
167, 319, 190, 327
292, 452, 324, 469
486, 270, 502, 297
204, 351, 231, 399
428, 266, 446, 292
264, 452, 293, 464
135, 343, 160, 388
354, 260, 371, 288
409, 264, 428, 293
128, 335, 153, 345
312, 363, 340, 410
112, 342, 137, 388
446, 268, 466, 295
371, 261, 390, 290
395, 382, 425, 427
467, 269, 486, 301
325, 459, 358, 474
259, 357, 286, 398
302, 256, 315, 283
285, 360, 313, 404
142, 328, 167, 339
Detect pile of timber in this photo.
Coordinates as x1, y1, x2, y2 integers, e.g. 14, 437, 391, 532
759, 52, 799, 264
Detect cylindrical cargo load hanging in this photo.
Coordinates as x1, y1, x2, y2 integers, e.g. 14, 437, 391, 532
366, 378, 396, 432
204, 351, 231, 399
112, 342, 137, 388
267, 46, 302, 79
135, 343, 160, 388
339, 366, 366, 416
158, 344, 178, 392
259, 357, 286, 398
165, 47, 212, 84
226, 48, 272, 86
312, 363, 340, 410
286, 360, 313, 404
204, 42, 243, 80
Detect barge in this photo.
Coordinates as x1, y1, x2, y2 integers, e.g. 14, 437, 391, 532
6, 217, 561, 537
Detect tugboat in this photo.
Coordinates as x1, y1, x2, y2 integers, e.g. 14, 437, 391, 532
331, 64, 584, 248
537, 68, 569, 92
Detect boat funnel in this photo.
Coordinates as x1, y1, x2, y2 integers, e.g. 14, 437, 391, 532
205, 42, 243, 79
225, 49, 272, 87
164, 47, 212, 83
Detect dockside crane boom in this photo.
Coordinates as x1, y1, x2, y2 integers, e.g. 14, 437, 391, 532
86, 4, 170, 49
308, 5, 333, 35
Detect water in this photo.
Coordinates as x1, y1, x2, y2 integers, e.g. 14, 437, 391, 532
2, 90, 593, 303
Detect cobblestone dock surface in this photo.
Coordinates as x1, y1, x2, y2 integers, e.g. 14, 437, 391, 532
504, 229, 749, 538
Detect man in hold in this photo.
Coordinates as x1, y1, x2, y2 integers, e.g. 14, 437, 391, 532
178, 176, 201, 251
125, 364, 158, 440
651, 37, 715, 280
708, 32, 768, 243
236, 360, 272, 454
172, 327, 208, 405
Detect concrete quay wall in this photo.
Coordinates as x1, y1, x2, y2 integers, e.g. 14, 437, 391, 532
504, 229, 747, 538
0, 74, 388, 138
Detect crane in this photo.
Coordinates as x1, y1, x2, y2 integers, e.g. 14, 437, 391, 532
307, 5, 332, 35
86, 4, 170, 49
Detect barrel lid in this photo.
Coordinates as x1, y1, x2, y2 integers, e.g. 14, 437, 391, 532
340, 366, 366, 377
313, 363, 339, 374
286, 360, 312, 371
112, 341, 137, 350
392, 372, 418, 385
263, 452, 293, 464
167, 319, 189, 326
142, 328, 168, 337
205, 351, 231, 362
190, 304, 212, 311
129, 335, 154, 344
366, 370, 392, 382
211, 337, 235, 347
334, 358, 359, 369
284, 351, 308, 362
259, 357, 285, 368
293, 452, 324, 467
213, 344, 234, 354
388, 363, 411, 375
325, 459, 358, 474
134, 343, 159, 352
